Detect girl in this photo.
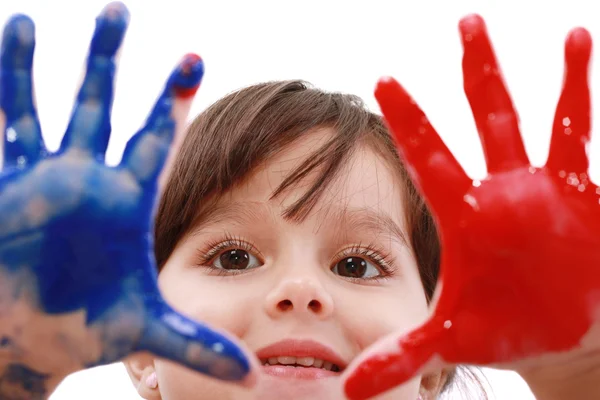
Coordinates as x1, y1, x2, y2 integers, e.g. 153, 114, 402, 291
134, 15, 600, 399
2, 2, 599, 400
0, 4, 480, 398
125, 79, 478, 399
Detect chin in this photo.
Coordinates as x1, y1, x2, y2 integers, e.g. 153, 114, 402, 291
255, 375, 343, 399
157, 371, 414, 400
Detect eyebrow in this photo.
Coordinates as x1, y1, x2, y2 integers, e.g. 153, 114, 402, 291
189, 201, 409, 246
190, 201, 276, 235
331, 206, 409, 247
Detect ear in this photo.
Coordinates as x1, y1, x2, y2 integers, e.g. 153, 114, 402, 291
124, 352, 161, 400
419, 368, 450, 400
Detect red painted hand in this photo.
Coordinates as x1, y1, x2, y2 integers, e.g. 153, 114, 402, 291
343, 14, 600, 400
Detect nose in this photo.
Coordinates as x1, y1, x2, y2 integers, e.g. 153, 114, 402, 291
265, 278, 334, 319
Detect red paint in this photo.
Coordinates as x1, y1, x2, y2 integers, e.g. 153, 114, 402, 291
180, 53, 202, 71
173, 53, 203, 98
344, 14, 600, 400
173, 85, 199, 98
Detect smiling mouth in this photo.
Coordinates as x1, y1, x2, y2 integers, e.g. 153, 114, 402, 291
259, 356, 342, 372
256, 339, 347, 378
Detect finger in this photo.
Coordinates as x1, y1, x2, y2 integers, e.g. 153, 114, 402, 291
59, 2, 129, 158
137, 298, 257, 386
375, 77, 471, 224
158, 53, 204, 189
460, 14, 530, 173
121, 53, 204, 187
0, 14, 45, 169
343, 318, 448, 400
546, 28, 592, 176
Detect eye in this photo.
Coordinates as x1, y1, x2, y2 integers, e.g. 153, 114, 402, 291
331, 256, 382, 279
213, 248, 262, 270
197, 235, 264, 272
329, 244, 395, 281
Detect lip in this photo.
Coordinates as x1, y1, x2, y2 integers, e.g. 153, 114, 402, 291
256, 339, 348, 379
261, 364, 340, 379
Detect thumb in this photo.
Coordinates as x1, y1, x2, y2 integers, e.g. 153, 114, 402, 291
342, 316, 449, 400
135, 297, 258, 387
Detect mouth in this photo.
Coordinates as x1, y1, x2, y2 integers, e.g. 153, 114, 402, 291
260, 356, 342, 372
256, 339, 347, 380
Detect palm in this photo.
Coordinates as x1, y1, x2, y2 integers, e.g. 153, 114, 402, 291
344, 15, 600, 399
441, 167, 600, 364
0, 4, 252, 395
1, 156, 148, 310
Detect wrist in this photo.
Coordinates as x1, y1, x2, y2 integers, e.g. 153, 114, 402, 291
0, 360, 70, 399
516, 347, 600, 400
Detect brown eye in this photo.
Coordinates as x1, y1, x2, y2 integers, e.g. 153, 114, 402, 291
332, 256, 381, 279
214, 248, 262, 271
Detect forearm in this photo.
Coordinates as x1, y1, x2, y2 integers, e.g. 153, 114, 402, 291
517, 348, 600, 400
0, 360, 65, 400
522, 372, 600, 400
0, 270, 87, 400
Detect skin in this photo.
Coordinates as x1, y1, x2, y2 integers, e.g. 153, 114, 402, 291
0, 3, 255, 399
343, 14, 600, 400
5, 3, 595, 399
126, 128, 447, 399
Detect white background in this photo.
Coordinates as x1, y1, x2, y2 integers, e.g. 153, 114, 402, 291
2, 0, 597, 398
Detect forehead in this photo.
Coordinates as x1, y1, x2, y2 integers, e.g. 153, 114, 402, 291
222, 127, 406, 227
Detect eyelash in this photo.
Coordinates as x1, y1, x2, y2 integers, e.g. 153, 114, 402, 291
333, 243, 397, 282
195, 233, 263, 274
195, 233, 398, 281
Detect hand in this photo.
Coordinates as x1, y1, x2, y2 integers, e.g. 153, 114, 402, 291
0, 3, 255, 398
343, 15, 600, 399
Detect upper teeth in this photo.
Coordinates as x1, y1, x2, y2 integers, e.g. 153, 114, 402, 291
261, 356, 340, 371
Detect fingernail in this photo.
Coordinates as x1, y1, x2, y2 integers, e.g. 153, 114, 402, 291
565, 28, 592, 63
100, 1, 130, 21
145, 372, 158, 389
458, 14, 486, 37
172, 53, 204, 98
4, 14, 35, 46
180, 53, 203, 75
92, 2, 129, 56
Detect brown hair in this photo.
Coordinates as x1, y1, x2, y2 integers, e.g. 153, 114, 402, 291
156, 80, 439, 295
155, 80, 481, 396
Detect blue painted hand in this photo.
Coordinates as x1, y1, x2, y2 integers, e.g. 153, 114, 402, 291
0, 2, 255, 398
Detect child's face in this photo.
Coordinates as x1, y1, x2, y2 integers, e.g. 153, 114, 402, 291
153, 128, 431, 399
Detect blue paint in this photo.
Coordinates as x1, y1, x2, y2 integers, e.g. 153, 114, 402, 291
0, 363, 49, 399
171, 53, 205, 96
59, 2, 129, 159
0, 1, 251, 385
173, 56, 204, 88
0, 14, 45, 168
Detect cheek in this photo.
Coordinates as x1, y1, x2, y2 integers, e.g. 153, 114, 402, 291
337, 281, 430, 351
157, 265, 257, 337
153, 256, 261, 399
155, 360, 249, 400
334, 285, 428, 400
